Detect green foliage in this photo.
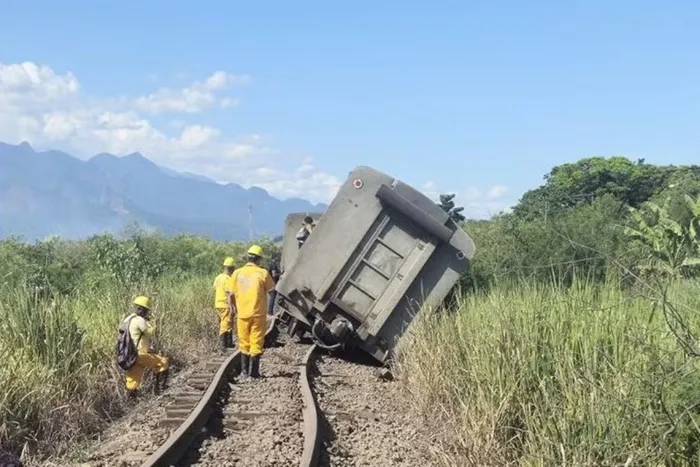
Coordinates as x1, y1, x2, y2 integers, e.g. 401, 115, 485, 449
623, 199, 700, 278
463, 156, 700, 289
89, 234, 164, 288
512, 156, 694, 222
687, 195, 700, 254
398, 279, 700, 466
438, 193, 465, 223
620, 196, 700, 360
463, 195, 636, 290
0, 233, 280, 460
654, 167, 700, 226
0, 231, 281, 298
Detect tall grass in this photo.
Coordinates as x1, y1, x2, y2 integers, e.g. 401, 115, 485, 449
0, 275, 218, 458
396, 279, 700, 466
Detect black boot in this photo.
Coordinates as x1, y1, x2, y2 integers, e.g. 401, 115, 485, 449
219, 333, 227, 352
240, 353, 250, 378
249, 355, 261, 379
154, 373, 162, 395
226, 330, 235, 348
159, 369, 169, 392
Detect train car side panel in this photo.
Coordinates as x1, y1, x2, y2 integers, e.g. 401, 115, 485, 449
275, 166, 475, 363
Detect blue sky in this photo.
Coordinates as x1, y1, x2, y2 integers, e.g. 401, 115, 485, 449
1, 1, 698, 217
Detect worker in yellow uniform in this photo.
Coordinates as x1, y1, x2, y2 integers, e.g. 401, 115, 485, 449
122, 296, 169, 396
227, 245, 275, 380
213, 257, 236, 351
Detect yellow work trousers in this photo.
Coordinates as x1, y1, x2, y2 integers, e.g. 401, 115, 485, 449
125, 352, 169, 391
237, 315, 266, 356
215, 307, 233, 335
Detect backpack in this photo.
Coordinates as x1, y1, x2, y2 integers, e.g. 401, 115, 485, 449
116, 315, 142, 371
0, 450, 22, 467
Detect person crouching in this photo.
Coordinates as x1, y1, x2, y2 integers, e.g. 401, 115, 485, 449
123, 296, 170, 396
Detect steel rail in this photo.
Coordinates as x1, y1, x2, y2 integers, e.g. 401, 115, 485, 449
140, 316, 277, 467
299, 344, 321, 467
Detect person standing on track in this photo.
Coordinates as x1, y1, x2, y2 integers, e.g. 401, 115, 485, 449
266, 253, 281, 315
122, 296, 169, 397
213, 257, 236, 351
226, 244, 275, 380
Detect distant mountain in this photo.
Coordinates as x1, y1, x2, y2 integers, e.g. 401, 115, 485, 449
158, 165, 217, 184
0, 141, 327, 241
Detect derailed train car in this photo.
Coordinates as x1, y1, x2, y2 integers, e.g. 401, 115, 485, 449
274, 166, 476, 364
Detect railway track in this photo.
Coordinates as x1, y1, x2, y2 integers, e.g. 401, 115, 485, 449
126, 317, 323, 467
311, 351, 431, 467
39, 318, 431, 467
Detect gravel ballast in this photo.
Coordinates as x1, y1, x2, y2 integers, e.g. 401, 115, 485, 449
312, 351, 434, 467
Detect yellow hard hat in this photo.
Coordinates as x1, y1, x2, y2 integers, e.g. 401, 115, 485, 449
223, 257, 235, 267
247, 244, 263, 257
133, 296, 151, 310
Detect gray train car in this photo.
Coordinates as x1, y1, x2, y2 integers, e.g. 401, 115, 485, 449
280, 212, 324, 273
274, 166, 476, 363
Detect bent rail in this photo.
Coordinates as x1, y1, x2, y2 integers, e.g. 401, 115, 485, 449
299, 344, 320, 467
141, 316, 277, 467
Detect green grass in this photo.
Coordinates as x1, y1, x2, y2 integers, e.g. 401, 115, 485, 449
396, 279, 700, 466
0, 275, 218, 458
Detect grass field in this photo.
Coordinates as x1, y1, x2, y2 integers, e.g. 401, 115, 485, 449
397, 279, 700, 466
0, 276, 218, 459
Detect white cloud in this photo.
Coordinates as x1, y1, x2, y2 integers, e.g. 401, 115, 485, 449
0, 60, 340, 204
247, 160, 342, 205
419, 180, 514, 219
0, 61, 79, 107
486, 185, 508, 199
132, 70, 248, 114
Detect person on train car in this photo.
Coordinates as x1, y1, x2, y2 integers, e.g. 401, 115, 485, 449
295, 216, 316, 248
213, 257, 236, 351
226, 245, 275, 380
266, 254, 281, 315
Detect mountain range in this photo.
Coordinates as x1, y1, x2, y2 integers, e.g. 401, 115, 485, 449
0, 142, 327, 241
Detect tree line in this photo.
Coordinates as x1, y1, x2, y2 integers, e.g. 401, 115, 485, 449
438, 156, 700, 289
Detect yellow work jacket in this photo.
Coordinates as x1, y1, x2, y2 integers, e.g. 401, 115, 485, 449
213, 272, 232, 308
124, 313, 154, 354
226, 262, 275, 319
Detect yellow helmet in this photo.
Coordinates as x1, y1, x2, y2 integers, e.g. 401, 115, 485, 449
223, 257, 235, 267
247, 244, 263, 257
133, 295, 151, 310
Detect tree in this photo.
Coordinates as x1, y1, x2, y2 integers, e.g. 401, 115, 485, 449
438, 193, 466, 223
623, 200, 700, 278
622, 197, 700, 357
512, 156, 677, 221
